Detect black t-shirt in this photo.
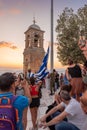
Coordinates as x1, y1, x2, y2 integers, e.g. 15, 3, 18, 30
68, 65, 82, 78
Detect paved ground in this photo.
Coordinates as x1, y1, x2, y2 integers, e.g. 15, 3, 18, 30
26, 88, 54, 130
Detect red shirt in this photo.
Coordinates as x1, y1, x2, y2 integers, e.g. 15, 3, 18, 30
30, 85, 39, 96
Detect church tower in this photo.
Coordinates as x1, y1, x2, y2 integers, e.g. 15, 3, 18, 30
23, 19, 45, 75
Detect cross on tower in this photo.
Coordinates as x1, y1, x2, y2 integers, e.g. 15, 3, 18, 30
33, 17, 36, 24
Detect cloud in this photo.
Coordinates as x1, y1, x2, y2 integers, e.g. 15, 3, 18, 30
0, 41, 18, 50
0, 8, 21, 16
9, 8, 21, 15
0, 10, 5, 16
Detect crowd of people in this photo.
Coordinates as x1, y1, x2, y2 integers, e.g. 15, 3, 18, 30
39, 59, 87, 130
1, 59, 87, 130
0, 62, 87, 130
39, 58, 87, 130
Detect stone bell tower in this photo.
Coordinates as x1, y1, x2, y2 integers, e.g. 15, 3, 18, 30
23, 19, 45, 75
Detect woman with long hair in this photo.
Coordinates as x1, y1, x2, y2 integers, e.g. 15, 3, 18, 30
29, 77, 41, 130
66, 58, 84, 101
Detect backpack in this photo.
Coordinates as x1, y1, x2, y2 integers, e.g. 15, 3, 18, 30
0, 96, 19, 130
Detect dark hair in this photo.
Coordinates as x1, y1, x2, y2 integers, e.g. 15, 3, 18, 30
28, 69, 31, 72
61, 84, 72, 93
84, 60, 87, 68
0, 72, 15, 91
53, 69, 56, 72
30, 77, 35, 85
60, 90, 71, 101
68, 59, 73, 65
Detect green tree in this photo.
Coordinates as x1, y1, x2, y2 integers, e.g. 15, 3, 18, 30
56, 6, 87, 65
77, 5, 87, 38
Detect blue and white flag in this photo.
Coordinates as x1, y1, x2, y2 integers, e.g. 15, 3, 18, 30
36, 70, 49, 82
34, 46, 49, 81
38, 47, 49, 73
34, 66, 46, 77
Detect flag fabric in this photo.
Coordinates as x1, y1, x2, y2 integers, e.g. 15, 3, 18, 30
34, 66, 46, 77
42, 47, 49, 63
38, 47, 49, 73
36, 70, 49, 82
34, 46, 49, 81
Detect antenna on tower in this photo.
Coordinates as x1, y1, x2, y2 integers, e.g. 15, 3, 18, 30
33, 16, 36, 24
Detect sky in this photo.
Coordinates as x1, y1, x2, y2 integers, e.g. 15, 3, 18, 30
0, 0, 87, 70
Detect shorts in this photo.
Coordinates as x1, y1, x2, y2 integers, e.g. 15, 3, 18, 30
30, 97, 40, 108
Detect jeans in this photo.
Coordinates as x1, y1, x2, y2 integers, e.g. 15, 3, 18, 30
55, 121, 80, 130
51, 111, 67, 122
46, 111, 67, 130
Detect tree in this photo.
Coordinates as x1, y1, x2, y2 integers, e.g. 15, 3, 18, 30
77, 5, 87, 38
56, 6, 87, 65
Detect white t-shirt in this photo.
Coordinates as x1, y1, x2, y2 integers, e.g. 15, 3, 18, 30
82, 118, 87, 130
61, 98, 87, 130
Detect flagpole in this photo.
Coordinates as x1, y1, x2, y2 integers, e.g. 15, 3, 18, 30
50, 0, 54, 71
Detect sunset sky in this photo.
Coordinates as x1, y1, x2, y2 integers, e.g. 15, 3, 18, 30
0, 0, 86, 70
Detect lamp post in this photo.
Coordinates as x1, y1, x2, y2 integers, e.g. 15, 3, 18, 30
50, 0, 54, 71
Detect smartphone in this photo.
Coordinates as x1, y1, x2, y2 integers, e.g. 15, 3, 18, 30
19, 73, 24, 80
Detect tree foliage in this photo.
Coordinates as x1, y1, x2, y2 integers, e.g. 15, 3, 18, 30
56, 5, 87, 65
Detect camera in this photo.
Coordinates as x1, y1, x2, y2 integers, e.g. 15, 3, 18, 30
19, 73, 24, 81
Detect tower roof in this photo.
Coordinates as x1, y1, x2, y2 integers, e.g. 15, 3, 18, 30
28, 18, 41, 30
28, 24, 41, 30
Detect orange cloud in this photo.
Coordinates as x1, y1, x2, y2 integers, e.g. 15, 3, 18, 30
0, 41, 18, 50
9, 8, 21, 15
0, 10, 5, 16
0, 8, 21, 16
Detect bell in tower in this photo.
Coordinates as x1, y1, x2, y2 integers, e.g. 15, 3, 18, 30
23, 18, 45, 75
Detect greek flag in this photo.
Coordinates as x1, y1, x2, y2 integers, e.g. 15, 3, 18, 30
34, 47, 49, 81
36, 70, 49, 82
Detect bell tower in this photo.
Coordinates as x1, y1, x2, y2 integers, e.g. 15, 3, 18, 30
23, 19, 45, 75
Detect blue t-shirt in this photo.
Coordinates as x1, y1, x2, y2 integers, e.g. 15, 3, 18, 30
0, 92, 29, 130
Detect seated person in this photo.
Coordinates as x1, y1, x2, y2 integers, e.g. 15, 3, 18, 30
80, 90, 87, 130
45, 84, 72, 130
40, 90, 87, 130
